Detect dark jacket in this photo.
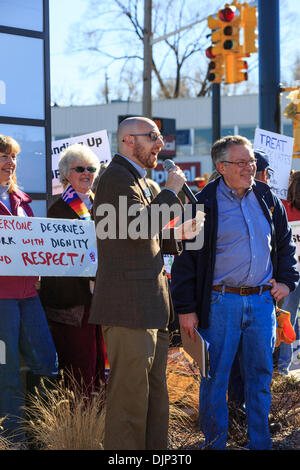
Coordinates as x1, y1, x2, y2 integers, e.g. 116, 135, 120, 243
39, 197, 92, 309
0, 189, 38, 299
171, 177, 299, 330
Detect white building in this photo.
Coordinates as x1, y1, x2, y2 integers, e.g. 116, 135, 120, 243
51, 93, 299, 187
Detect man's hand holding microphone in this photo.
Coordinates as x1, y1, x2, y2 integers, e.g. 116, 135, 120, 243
163, 159, 205, 240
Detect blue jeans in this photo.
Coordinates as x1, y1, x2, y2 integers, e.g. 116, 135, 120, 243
278, 282, 300, 374
0, 296, 58, 441
199, 290, 276, 450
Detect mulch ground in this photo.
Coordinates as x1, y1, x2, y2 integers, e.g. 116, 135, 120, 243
167, 348, 300, 451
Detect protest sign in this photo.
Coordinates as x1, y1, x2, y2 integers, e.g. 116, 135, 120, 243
285, 220, 300, 372
289, 220, 300, 271
0, 215, 97, 277
254, 128, 294, 200
52, 130, 112, 195
290, 312, 300, 372
163, 254, 174, 278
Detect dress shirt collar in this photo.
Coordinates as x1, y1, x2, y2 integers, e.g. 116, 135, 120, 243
219, 176, 253, 200
116, 153, 147, 179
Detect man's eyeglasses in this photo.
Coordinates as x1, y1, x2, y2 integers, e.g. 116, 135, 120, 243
70, 166, 97, 173
221, 158, 257, 168
126, 132, 164, 142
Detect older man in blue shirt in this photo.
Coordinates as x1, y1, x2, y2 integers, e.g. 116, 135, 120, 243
171, 135, 299, 450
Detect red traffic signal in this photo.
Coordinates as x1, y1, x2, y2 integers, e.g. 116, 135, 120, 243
219, 6, 236, 22
205, 46, 216, 59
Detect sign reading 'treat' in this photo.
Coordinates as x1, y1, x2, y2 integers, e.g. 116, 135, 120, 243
254, 128, 294, 200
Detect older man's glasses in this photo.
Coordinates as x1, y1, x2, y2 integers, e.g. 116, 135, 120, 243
70, 166, 97, 173
128, 132, 164, 142
221, 158, 257, 168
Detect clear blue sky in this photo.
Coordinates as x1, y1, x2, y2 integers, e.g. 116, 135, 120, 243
49, 0, 300, 106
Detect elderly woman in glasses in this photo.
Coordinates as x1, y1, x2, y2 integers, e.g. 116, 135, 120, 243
0, 135, 58, 443
40, 143, 106, 394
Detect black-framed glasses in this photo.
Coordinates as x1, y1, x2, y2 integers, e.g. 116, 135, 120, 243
221, 158, 257, 168
70, 166, 97, 173
127, 132, 164, 142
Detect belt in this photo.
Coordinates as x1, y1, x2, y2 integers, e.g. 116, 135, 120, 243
212, 285, 272, 296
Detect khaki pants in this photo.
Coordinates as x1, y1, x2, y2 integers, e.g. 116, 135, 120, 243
102, 326, 169, 450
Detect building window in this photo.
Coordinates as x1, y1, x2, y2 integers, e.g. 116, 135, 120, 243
194, 129, 212, 155
237, 126, 256, 142
283, 123, 293, 137
176, 129, 192, 156
110, 132, 118, 154
222, 127, 235, 137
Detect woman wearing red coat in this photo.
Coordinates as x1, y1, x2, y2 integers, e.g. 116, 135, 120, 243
0, 135, 58, 443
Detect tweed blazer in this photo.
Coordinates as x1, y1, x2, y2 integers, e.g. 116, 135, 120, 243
89, 154, 182, 329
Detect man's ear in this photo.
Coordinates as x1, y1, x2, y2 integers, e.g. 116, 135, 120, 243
122, 134, 135, 147
216, 162, 225, 176
263, 169, 268, 182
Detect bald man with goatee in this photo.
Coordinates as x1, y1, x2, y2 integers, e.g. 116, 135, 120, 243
89, 116, 204, 450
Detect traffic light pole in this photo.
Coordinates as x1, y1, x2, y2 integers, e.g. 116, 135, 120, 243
258, 0, 281, 133
212, 84, 221, 143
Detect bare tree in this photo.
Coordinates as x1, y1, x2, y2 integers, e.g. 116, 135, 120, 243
66, 0, 224, 101
62, 0, 299, 105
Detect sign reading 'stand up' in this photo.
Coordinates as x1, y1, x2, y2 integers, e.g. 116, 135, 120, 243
0, 216, 97, 277
52, 130, 112, 195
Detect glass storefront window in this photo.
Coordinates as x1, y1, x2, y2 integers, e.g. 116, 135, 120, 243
0, 33, 44, 119
0, 0, 43, 32
0, 123, 46, 193
30, 199, 47, 217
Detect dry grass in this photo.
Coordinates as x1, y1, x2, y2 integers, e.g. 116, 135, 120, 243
0, 347, 299, 450
167, 348, 203, 449
0, 418, 12, 450
166, 347, 300, 450
270, 371, 300, 428
22, 373, 105, 450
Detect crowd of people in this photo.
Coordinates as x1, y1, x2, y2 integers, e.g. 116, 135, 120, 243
0, 117, 299, 451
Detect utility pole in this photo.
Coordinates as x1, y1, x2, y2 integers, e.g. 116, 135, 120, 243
142, 6, 210, 120
143, 0, 152, 118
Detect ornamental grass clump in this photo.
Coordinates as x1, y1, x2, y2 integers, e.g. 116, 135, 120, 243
0, 418, 12, 450
23, 372, 105, 450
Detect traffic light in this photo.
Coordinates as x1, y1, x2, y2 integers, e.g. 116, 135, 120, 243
207, 14, 223, 56
205, 47, 225, 83
293, 91, 300, 157
225, 54, 248, 84
218, 4, 241, 55
241, 3, 258, 54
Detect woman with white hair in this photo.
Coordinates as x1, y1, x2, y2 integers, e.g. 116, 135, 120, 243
40, 143, 106, 394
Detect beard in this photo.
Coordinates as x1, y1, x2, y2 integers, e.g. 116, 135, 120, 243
133, 142, 159, 169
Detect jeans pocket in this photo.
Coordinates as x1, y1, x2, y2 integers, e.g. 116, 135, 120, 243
261, 290, 274, 304
210, 291, 223, 305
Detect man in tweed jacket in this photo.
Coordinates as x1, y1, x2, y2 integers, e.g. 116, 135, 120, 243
89, 116, 204, 450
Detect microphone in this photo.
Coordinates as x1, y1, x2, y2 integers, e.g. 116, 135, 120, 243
163, 159, 198, 204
